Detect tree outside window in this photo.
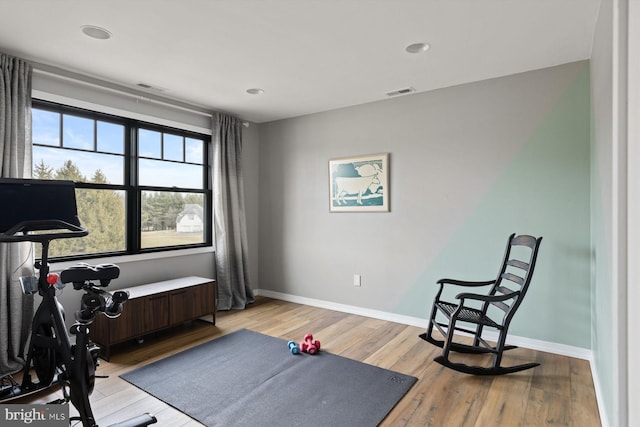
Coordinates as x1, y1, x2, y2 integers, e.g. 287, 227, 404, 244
31, 100, 211, 260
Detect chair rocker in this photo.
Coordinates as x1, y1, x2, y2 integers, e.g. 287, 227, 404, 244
419, 233, 542, 375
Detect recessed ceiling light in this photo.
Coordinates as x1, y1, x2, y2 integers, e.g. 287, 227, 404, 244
405, 42, 430, 54
81, 25, 112, 40
246, 88, 264, 95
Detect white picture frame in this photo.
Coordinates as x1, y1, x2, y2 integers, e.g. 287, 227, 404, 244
328, 152, 389, 212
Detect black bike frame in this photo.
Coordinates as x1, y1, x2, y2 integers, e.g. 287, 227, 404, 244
0, 220, 156, 427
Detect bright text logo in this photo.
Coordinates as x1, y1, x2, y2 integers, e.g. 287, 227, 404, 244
2, 405, 67, 426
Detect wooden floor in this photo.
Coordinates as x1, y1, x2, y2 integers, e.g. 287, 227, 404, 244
18, 296, 600, 426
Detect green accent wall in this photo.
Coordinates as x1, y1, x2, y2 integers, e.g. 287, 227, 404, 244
397, 64, 591, 348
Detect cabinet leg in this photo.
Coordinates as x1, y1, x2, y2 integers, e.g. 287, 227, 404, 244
99, 346, 111, 362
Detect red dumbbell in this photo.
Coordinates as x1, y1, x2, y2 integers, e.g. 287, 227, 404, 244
301, 333, 321, 354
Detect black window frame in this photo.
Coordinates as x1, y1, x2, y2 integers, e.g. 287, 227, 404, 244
32, 99, 212, 261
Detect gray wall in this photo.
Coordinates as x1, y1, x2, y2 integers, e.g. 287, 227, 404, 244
257, 61, 592, 349
242, 122, 261, 291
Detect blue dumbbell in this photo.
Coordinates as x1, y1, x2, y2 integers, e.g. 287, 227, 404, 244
287, 340, 300, 355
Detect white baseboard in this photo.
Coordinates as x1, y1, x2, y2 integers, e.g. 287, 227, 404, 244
255, 288, 592, 360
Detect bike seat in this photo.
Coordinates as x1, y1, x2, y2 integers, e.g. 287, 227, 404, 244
60, 263, 120, 287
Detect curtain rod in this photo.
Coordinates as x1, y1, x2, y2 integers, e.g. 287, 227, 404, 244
32, 65, 250, 127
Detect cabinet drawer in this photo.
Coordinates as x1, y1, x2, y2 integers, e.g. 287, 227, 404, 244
144, 294, 170, 331
169, 283, 214, 324
109, 297, 145, 342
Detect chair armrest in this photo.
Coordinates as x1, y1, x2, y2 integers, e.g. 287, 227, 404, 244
432, 279, 495, 303
437, 278, 495, 287
455, 291, 520, 302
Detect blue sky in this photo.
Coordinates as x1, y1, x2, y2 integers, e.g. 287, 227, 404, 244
32, 109, 204, 188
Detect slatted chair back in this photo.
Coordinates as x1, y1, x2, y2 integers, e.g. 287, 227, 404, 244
485, 234, 542, 326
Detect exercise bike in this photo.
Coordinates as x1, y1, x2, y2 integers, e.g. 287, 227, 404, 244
0, 181, 156, 427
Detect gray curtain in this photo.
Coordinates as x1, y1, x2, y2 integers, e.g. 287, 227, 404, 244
212, 113, 254, 310
0, 53, 34, 374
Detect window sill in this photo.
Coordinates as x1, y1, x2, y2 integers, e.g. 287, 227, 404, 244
50, 246, 215, 270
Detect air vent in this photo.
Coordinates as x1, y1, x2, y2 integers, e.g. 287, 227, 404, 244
136, 83, 166, 92
385, 87, 415, 97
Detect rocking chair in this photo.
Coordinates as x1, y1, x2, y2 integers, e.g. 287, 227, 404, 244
419, 233, 542, 375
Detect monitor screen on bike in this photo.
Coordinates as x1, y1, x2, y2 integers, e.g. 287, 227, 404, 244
0, 178, 81, 233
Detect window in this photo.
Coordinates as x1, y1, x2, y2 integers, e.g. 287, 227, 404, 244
31, 100, 211, 260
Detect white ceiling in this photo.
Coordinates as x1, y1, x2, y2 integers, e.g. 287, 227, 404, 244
0, 0, 601, 123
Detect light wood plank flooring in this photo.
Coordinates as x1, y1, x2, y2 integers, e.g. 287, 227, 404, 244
18, 296, 600, 426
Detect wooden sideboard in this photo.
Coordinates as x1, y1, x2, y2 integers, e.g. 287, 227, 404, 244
90, 276, 216, 360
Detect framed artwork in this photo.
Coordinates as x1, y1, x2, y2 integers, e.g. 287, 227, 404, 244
328, 152, 389, 212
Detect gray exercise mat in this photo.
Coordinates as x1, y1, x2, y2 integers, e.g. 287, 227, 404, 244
120, 329, 416, 426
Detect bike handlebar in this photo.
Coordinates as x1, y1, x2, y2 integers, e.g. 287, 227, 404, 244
75, 288, 129, 324
0, 220, 88, 243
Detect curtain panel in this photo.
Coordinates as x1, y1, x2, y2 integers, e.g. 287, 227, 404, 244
212, 113, 254, 310
0, 53, 34, 374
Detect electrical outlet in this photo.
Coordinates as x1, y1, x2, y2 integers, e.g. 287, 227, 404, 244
353, 274, 362, 287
